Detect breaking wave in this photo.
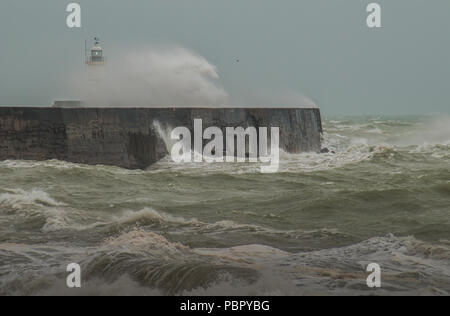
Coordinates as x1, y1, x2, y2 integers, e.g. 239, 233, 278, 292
1, 231, 448, 295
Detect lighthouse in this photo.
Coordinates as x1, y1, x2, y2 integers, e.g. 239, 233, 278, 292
86, 37, 106, 81
53, 38, 107, 108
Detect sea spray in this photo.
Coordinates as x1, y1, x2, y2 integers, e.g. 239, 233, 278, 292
76, 47, 229, 107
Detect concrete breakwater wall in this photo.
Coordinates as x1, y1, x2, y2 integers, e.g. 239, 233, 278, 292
0, 107, 322, 169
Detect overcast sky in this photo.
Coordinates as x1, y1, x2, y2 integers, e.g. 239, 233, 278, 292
0, 0, 449, 115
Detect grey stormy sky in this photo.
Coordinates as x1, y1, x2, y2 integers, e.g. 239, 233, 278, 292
0, 0, 449, 115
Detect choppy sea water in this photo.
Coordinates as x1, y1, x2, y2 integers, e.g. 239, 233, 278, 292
0, 115, 449, 296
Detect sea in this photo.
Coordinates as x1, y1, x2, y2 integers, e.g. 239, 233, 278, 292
0, 115, 449, 295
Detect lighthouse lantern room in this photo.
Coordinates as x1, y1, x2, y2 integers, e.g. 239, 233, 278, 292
86, 37, 106, 65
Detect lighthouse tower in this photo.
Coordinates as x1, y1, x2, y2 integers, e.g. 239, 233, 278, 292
86, 37, 106, 81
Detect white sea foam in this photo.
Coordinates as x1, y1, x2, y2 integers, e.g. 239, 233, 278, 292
113, 208, 200, 227
0, 188, 63, 208
0, 188, 81, 232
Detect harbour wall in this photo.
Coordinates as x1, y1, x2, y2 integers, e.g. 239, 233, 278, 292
0, 107, 322, 169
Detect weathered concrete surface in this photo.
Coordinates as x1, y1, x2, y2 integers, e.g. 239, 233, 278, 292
0, 107, 322, 169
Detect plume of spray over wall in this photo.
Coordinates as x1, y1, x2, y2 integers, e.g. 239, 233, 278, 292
74, 46, 229, 107
66, 44, 317, 109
